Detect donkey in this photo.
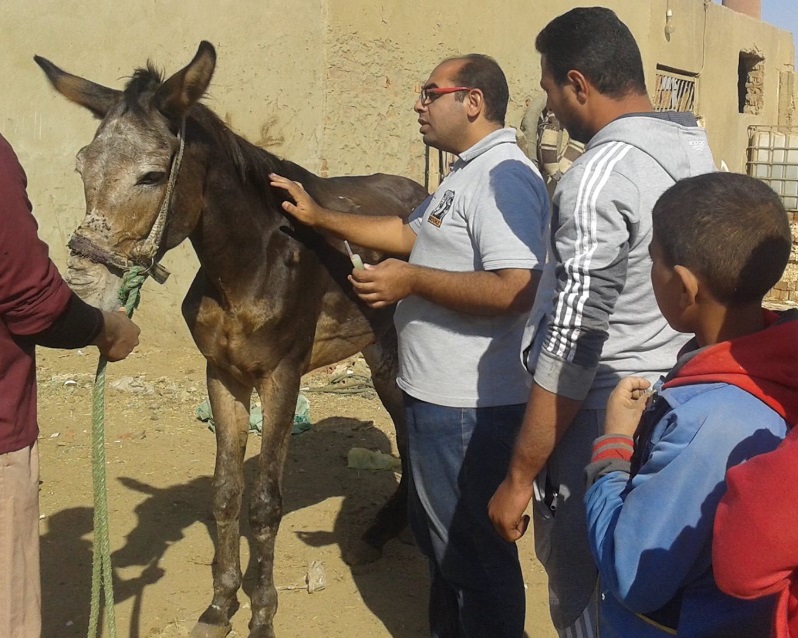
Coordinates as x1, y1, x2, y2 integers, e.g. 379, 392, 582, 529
35, 42, 428, 638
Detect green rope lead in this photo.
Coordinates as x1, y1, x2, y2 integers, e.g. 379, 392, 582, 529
88, 355, 111, 638
88, 266, 148, 638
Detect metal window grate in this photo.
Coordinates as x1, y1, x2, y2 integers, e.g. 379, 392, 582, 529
423, 146, 456, 190
652, 68, 697, 113
747, 125, 798, 212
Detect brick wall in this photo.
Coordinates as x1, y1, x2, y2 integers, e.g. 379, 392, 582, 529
766, 210, 798, 306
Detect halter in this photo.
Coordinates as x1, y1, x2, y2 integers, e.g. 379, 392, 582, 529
67, 118, 187, 285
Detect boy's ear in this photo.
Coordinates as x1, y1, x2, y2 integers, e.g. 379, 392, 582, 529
674, 265, 700, 310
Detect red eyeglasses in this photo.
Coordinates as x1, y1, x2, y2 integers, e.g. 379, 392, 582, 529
418, 86, 473, 105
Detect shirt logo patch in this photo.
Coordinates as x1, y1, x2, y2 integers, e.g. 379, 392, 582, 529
427, 189, 455, 228
688, 139, 705, 152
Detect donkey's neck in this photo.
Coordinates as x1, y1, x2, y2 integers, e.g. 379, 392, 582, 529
185, 117, 325, 303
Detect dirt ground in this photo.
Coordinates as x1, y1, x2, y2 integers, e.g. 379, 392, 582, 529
35, 344, 557, 638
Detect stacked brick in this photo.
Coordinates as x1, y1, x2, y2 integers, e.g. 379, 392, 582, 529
742, 58, 765, 116
766, 210, 798, 306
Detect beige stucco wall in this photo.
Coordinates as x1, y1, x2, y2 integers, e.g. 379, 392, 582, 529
2, 1, 795, 343
320, 1, 549, 180
1, 0, 326, 344
319, 0, 655, 180
320, 0, 795, 177
683, 1, 794, 167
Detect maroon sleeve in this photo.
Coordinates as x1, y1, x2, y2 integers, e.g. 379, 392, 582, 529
713, 426, 798, 599
0, 135, 73, 335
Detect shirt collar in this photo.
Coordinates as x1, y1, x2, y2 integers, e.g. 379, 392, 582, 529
454, 127, 518, 166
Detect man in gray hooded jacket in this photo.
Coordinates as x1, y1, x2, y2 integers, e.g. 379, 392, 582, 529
489, 7, 716, 638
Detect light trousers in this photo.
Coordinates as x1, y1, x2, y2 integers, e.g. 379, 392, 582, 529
0, 441, 41, 638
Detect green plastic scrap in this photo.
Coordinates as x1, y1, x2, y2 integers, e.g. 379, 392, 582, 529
196, 394, 311, 435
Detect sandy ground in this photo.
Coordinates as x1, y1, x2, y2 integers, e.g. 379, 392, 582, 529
35, 344, 557, 638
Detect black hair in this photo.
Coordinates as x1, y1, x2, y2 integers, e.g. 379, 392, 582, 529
446, 54, 509, 125
535, 7, 647, 98
653, 172, 792, 305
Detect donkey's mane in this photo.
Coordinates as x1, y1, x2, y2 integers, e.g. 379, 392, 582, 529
191, 105, 292, 193
123, 65, 295, 193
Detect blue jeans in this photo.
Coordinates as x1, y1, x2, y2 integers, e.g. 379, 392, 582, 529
404, 393, 526, 638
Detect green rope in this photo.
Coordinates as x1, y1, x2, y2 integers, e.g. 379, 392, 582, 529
88, 266, 147, 638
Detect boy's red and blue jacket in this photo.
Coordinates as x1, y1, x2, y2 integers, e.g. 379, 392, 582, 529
584, 309, 798, 637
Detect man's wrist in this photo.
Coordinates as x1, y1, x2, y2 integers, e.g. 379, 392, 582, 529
506, 464, 536, 489
404, 263, 421, 296
306, 205, 329, 229
92, 311, 111, 347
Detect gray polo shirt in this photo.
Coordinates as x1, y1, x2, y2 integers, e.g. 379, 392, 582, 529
395, 128, 549, 408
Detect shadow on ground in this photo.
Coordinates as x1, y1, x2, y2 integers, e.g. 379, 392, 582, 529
40, 415, 427, 637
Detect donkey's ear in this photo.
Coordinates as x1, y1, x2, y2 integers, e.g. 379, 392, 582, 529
34, 55, 121, 119
153, 41, 216, 121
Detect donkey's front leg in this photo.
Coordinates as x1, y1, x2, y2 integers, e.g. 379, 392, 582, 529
247, 366, 302, 638
192, 364, 252, 638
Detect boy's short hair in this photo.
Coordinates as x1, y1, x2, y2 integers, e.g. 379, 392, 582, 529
653, 172, 792, 305
535, 7, 647, 99
446, 54, 509, 126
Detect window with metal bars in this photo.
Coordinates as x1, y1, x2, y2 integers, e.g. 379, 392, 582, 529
652, 66, 697, 113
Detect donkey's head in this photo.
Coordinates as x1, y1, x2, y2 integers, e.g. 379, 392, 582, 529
35, 42, 216, 309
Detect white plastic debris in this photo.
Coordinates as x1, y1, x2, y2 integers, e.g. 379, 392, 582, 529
306, 560, 326, 594
276, 560, 327, 594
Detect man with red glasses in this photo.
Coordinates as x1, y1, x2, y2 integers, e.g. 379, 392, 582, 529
270, 54, 548, 637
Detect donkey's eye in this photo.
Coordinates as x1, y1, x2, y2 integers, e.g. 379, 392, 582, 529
137, 171, 166, 186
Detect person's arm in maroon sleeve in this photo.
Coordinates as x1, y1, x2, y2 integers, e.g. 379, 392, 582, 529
0, 135, 139, 360
0, 135, 74, 335
713, 428, 798, 599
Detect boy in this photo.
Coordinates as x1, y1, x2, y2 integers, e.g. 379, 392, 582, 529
583, 172, 798, 637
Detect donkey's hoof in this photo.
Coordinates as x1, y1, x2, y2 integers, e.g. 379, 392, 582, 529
190, 621, 232, 638
248, 626, 276, 638
343, 539, 383, 566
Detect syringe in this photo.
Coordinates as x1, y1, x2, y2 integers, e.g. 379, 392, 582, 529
344, 240, 365, 270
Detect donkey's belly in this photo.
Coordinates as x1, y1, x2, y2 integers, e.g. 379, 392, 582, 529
305, 298, 376, 372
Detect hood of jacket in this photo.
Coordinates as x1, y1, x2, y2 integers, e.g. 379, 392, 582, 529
663, 309, 798, 426
588, 114, 715, 182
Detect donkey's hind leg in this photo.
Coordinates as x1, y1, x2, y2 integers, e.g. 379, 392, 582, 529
191, 365, 251, 638
344, 336, 409, 565
247, 364, 303, 638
